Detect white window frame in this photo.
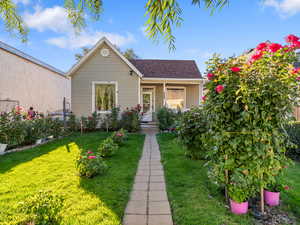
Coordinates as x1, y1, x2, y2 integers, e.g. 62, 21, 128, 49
92, 81, 118, 113
166, 86, 187, 110
141, 86, 156, 112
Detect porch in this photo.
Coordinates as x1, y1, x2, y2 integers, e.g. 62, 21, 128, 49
140, 79, 205, 122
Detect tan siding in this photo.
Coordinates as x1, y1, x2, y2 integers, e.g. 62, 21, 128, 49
186, 84, 200, 108
0, 49, 70, 113
71, 43, 139, 116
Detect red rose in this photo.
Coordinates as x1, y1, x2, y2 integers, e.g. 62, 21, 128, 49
215, 85, 224, 93
296, 77, 300, 81
87, 151, 93, 154
268, 43, 282, 52
292, 68, 300, 74
256, 42, 268, 51
88, 155, 96, 159
207, 73, 215, 80
285, 34, 299, 43
284, 186, 290, 190
231, 67, 241, 72
251, 51, 263, 61
202, 95, 207, 101
291, 40, 300, 49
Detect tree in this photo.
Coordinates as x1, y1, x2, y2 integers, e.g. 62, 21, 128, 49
74, 46, 139, 61
0, 0, 228, 49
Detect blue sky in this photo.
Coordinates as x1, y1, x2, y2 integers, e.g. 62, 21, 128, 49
1, 0, 300, 73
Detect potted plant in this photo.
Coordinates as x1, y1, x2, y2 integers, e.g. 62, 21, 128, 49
228, 183, 253, 215
264, 174, 289, 206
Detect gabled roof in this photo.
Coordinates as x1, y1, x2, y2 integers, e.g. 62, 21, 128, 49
0, 40, 65, 77
130, 59, 202, 79
67, 37, 143, 77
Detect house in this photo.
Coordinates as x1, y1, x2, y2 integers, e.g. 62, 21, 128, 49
68, 37, 205, 121
0, 41, 70, 114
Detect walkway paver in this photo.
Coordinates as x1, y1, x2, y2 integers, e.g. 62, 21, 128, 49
123, 128, 173, 225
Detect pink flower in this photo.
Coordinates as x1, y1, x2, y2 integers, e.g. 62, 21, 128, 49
88, 156, 96, 159
215, 85, 225, 94
116, 133, 123, 137
207, 73, 215, 80
231, 67, 241, 73
292, 68, 300, 74
284, 186, 290, 190
87, 151, 93, 154
268, 43, 282, 52
291, 40, 300, 49
285, 34, 299, 44
202, 95, 207, 101
296, 77, 300, 81
251, 51, 263, 61
256, 42, 268, 51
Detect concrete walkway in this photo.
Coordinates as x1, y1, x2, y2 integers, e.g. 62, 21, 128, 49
123, 128, 173, 225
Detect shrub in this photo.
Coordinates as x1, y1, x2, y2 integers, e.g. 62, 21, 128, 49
156, 107, 177, 131
76, 151, 108, 178
18, 190, 64, 225
120, 105, 141, 132
177, 107, 208, 160
86, 112, 99, 131
67, 114, 80, 132
111, 128, 127, 146
100, 107, 120, 131
285, 122, 300, 161
97, 137, 119, 157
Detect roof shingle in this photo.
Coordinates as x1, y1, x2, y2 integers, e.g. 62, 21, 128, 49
130, 59, 202, 79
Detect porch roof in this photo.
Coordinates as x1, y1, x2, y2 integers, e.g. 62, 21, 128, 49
130, 59, 202, 79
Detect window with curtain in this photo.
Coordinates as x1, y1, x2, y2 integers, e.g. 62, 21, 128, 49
95, 83, 116, 111
166, 88, 185, 110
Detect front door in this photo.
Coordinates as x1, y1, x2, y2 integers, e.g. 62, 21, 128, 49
142, 92, 152, 122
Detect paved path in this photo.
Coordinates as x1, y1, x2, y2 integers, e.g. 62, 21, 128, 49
123, 128, 173, 225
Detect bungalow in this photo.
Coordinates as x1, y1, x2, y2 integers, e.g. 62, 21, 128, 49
68, 37, 205, 121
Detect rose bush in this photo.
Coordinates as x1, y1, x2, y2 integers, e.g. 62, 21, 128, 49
203, 35, 300, 204
111, 128, 127, 146
97, 137, 119, 157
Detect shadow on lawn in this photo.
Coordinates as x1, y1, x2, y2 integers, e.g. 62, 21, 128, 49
0, 136, 79, 174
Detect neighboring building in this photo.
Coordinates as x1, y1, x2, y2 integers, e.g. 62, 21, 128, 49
0, 41, 70, 114
68, 37, 205, 122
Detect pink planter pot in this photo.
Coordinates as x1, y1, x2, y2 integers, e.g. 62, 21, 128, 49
230, 199, 248, 215
264, 190, 280, 206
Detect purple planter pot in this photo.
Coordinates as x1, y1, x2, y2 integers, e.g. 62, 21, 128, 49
230, 199, 248, 215
264, 190, 280, 206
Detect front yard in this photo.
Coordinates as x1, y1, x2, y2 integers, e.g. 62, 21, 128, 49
0, 132, 145, 225
157, 133, 300, 225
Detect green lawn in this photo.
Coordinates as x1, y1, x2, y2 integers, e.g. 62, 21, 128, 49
157, 133, 300, 225
0, 132, 145, 225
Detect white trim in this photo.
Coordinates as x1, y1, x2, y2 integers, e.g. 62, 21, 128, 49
92, 81, 118, 113
141, 85, 156, 112
138, 77, 141, 105
68, 37, 143, 77
166, 86, 187, 110
142, 78, 204, 81
141, 91, 153, 122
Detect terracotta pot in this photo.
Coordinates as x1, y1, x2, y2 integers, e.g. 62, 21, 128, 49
230, 199, 248, 215
264, 190, 280, 206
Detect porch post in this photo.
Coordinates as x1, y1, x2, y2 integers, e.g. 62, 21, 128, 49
163, 81, 167, 106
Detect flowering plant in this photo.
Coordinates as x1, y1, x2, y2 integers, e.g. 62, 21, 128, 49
203, 35, 299, 200
111, 128, 127, 146
76, 151, 108, 178
97, 137, 119, 157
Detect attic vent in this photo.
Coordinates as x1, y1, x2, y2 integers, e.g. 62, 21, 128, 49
101, 48, 110, 57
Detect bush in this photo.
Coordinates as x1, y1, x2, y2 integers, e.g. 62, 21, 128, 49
100, 107, 120, 131
76, 151, 108, 178
86, 112, 99, 131
177, 107, 208, 160
111, 128, 127, 146
67, 114, 80, 132
18, 190, 64, 225
97, 137, 119, 157
285, 122, 300, 161
120, 105, 141, 132
156, 107, 177, 131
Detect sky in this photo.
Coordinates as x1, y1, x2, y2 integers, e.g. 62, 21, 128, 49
1, 0, 300, 74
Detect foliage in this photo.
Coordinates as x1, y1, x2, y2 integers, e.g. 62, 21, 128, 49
101, 107, 120, 131
85, 112, 99, 131
120, 105, 141, 132
265, 171, 290, 193
97, 137, 118, 157
76, 151, 108, 178
18, 190, 64, 225
123, 48, 139, 59
177, 107, 208, 159
285, 122, 300, 161
67, 114, 80, 132
75, 47, 90, 61
203, 36, 300, 201
156, 107, 177, 131
111, 128, 127, 146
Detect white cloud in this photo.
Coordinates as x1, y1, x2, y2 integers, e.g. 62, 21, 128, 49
185, 49, 213, 59
263, 0, 300, 16
24, 5, 73, 33
140, 26, 147, 37
13, 0, 30, 5
46, 31, 135, 49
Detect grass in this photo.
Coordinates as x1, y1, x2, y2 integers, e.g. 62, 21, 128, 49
0, 132, 145, 225
157, 133, 300, 225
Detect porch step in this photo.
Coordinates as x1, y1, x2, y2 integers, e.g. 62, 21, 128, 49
141, 122, 158, 129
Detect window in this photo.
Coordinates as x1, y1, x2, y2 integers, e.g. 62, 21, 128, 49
93, 82, 117, 112
166, 87, 186, 110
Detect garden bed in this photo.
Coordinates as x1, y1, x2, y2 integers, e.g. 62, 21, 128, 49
157, 133, 300, 225
0, 132, 145, 225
